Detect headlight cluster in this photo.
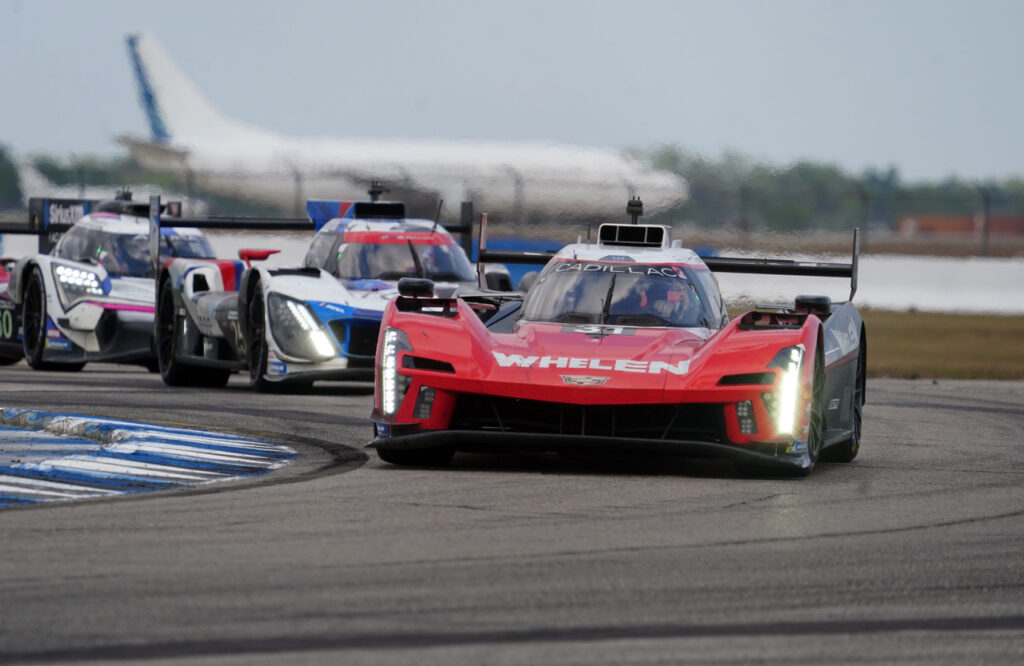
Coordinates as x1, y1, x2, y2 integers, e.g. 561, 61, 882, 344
764, 345, 805, 437
735, 400, 757, 434
266, 292, 336, 362
52, 264, 106, 307
379, 327, 412, 418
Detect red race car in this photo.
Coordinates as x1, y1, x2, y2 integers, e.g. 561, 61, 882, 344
370, 199, 865, 475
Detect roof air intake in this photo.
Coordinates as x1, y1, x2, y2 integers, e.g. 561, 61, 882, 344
598, 224, 667, 248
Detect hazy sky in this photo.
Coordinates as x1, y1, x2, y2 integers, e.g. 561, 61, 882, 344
1, 0, 1021, 182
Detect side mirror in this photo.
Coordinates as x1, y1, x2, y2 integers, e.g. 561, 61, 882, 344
398, 277, 434, 298
238, 248, 281, 268
517, 271, 539, 293
795, 295, 831, 315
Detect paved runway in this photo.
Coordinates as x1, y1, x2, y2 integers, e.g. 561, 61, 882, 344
0, 364, 1020, 664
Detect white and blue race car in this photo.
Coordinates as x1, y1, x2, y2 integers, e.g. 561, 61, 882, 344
0, 194, 214, 370
151, 195, 486, 390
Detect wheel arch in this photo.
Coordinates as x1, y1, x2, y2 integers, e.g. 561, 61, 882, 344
857, 322, 867, 406
11, 259, 43, 304
237, 267, 264, 328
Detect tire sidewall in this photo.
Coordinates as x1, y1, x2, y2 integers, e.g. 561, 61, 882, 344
22, 266, 47, 368
156, 277, 178, 382
247, 284, 270, 391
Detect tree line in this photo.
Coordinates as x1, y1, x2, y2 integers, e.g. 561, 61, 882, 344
638, 145, 1024, 232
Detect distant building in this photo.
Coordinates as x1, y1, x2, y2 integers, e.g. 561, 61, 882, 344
897, 214, 1024, 237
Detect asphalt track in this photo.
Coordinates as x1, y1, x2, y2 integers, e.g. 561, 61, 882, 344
0, 364, 1021, 664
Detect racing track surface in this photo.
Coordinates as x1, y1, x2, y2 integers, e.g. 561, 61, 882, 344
0, 364, 1021, 664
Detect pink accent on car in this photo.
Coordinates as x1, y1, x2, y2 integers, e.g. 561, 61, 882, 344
82, 301, 156, 313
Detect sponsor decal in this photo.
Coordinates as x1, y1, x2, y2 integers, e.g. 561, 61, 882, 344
48, 203, 85, 226
45, 339, 72, 351
560, 375, 609, 386
826, 320, 859, 361
786, 441, 807, 454
492, 351, 689, 375
554, 262, 686, 279
318, 302, 352, 314
828, 398, 840, 411
0, 309, 14, 340
561, 324, 636, 336
268, 359, 287, 375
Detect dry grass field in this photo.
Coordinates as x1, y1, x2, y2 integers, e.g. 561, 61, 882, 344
720, 303, 1024, 379
861, 309, 1024, 379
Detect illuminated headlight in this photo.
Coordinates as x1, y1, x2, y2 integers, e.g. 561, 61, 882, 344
266, 292, 336, 362
735, 400, 757, 434
413, 386, 436, 419
52, 264, 106, 307
765, 345, 805, 437
379, 327, 412, 418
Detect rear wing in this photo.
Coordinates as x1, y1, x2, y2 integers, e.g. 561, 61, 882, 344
147, 195, 314, 276
704, 229, 860, 301
473, 213, 860, 301
474, 213, 560, 288
0, 197, 184, 254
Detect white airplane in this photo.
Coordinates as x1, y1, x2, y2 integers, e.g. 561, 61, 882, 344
118, 33, 687, 220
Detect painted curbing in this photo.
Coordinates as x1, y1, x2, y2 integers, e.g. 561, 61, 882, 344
0, 408, 295, 507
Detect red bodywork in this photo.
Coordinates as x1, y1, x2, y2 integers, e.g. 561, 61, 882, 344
374, 296, 822, 450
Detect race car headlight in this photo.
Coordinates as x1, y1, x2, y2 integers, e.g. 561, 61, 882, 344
52, 264, 106, 308
765, 345, 805, 437
735, 400, 757, 434
379, 327, 413, 418
266, 292, 336, 362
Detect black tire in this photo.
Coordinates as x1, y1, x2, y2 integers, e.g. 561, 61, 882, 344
155, 277, 230, 388
822, 340, 865, 463
22, 266, 49, 369
377, 446, 455, 467
246, 283, 273, 392
793, 345, 826, 477
21, 266, 86, 371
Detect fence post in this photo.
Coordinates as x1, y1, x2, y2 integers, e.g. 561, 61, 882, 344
977, 185, 991, 257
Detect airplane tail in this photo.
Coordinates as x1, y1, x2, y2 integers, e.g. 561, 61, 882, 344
125, 33, 266, 146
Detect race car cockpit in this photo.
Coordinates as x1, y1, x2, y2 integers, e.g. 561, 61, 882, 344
520, 260, 714, 328
309, 235, 476, 284
54, 226, 215, 278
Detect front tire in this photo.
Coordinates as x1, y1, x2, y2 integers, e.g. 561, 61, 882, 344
792, 345, 826, 477
822, 339, 865, 463
155, 277, 230, 388
246, 283, 273, 392
22, 266, 48, 369
21, 266, 85, 371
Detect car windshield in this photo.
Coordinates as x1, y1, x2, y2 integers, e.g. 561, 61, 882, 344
330, 240, 475, 282
56, 227, 214, 278
521, 260, 713, 328
158, 232, 216, 263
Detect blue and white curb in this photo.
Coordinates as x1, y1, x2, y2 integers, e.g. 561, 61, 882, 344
0, 408, 295, 508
